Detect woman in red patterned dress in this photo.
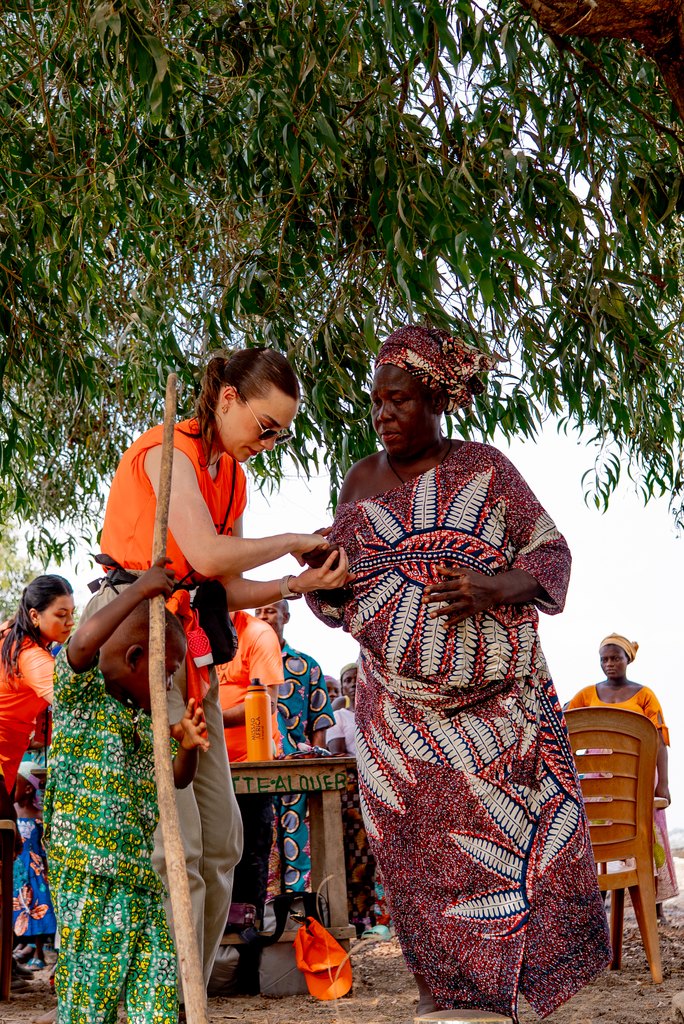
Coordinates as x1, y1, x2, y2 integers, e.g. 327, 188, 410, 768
307, 325, 611, 1022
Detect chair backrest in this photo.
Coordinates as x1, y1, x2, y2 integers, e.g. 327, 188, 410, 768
565, 707, 658, 865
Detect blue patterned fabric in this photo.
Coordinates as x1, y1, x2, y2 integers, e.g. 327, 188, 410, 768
274, 644, 335, 891
277, 643, 334, 754
13, 818, 57, 938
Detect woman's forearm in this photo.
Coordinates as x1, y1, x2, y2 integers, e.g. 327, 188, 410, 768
656, 737, 669, 797
492, 569, 544, 607
147, 447, 324, 579
224, 577, 286, 612
185, 533, 302, 581
223, 550, 352, 610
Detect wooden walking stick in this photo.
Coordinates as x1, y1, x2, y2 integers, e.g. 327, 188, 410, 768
149, 373, 209, 1024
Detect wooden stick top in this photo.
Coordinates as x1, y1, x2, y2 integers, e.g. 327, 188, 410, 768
152, 373, 178, 564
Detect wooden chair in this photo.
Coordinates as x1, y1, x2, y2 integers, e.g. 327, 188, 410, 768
0, 819, 16, 1001
565, 707, 662, 983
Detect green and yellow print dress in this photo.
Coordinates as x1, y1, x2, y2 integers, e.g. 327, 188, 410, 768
44, 649, 177, 1024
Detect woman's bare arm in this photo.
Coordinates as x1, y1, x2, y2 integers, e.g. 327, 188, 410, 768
222, 548, 351, 610
144, 446, 327, 578
656, 736, 670, 802
422, 566, 544, 626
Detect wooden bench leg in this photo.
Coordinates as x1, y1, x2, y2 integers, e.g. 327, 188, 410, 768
1, 828, 14, 1001
309, 790, 349, 947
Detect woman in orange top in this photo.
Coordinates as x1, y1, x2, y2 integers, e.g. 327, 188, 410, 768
90, 348, 350, 988
567, 632, 677, 902
0, 576, 74, 792
99, 349, 347, 599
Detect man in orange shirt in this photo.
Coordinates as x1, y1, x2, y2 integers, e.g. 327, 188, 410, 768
217, 611, 284, 924
218, 610, 283, 762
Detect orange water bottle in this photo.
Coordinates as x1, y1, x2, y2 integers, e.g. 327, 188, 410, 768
244, 678, 273, 761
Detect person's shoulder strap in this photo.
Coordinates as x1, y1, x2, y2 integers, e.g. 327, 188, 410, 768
217, 458, 238, 536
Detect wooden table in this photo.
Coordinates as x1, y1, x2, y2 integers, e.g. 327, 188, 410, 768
0, 820, 16, 1001
222, 756, 357, 948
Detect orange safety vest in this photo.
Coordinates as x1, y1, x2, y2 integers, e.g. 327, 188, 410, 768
100, 418, 247, 583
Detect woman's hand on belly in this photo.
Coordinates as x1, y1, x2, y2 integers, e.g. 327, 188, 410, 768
422, 566, 543, 625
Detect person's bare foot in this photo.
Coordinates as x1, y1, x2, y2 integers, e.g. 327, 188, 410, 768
31, 1008, 57, 1024
411, 973, 439, 1019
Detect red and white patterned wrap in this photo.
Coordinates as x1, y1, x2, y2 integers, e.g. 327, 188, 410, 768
307, 443, 611, 1022
375, 324, 499, 410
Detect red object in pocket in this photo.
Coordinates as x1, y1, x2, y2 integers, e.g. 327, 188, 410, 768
187, 626, 213, 668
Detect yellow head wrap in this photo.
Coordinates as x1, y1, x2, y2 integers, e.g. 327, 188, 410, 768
598, 634, 639, 663
340, 662, 358, 679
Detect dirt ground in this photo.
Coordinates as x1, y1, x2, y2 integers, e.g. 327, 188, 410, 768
5, 866, 684, 1024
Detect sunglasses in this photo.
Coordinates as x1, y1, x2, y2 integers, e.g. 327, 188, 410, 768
237, 390, 293, 445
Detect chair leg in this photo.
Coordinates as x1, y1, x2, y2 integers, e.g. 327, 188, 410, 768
629, 862, 663, 984
610, 888, 625, 970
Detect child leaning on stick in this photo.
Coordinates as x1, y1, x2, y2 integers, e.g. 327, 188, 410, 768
44, 557, 209, 1024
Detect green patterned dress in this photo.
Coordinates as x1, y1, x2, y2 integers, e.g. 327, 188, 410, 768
44, 648, 177, 1024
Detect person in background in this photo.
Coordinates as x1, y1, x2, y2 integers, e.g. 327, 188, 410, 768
326, 660, 378, 931
566, 633, 678, 906
325, 675, 341, 703
12, 762, 56, 971
340, 662, 357, 703
0, 577, 74, 794
254, 599, 335, 891
327, 662, 357, 755
331, 662, 356, 711
217, 610, 284, 921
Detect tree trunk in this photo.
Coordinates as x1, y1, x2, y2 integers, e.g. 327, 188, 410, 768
517, 0, 684, 122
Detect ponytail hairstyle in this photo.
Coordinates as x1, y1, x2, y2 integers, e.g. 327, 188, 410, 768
1, 575, 73, 684
192, 348, 301, 464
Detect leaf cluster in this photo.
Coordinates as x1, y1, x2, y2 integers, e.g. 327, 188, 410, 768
0, 0, 683, 559
0, 529, 35, 622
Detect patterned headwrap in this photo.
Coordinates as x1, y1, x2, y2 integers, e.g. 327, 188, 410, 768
375, 325, 499, 412
598, 633, 639, 663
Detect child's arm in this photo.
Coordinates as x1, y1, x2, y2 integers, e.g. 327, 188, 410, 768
172, 698, 210, 790
68, 557, 176, 672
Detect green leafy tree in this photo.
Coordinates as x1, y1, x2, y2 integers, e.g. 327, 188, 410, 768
0, 1, 682, 559
0, 530, 36, 622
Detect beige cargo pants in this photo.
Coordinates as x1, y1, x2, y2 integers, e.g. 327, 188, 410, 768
81, 579, 243, 996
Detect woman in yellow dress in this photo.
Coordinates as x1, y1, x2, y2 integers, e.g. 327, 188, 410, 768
566, 633, 678, 903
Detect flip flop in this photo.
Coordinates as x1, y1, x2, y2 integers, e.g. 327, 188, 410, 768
26, 957, 45, 970
13, 945, 35, 962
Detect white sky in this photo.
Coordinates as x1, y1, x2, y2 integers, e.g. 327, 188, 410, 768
52, 420, 684, 830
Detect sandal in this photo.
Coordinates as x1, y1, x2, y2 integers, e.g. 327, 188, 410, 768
26, 957, 45, 970
13, 944, 35, 962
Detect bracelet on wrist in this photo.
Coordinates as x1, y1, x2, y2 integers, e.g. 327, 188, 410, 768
280, 575, 302, 600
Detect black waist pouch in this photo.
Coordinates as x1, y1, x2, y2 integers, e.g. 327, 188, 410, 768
92, 556, 237, 665
192, 579, 237, 665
